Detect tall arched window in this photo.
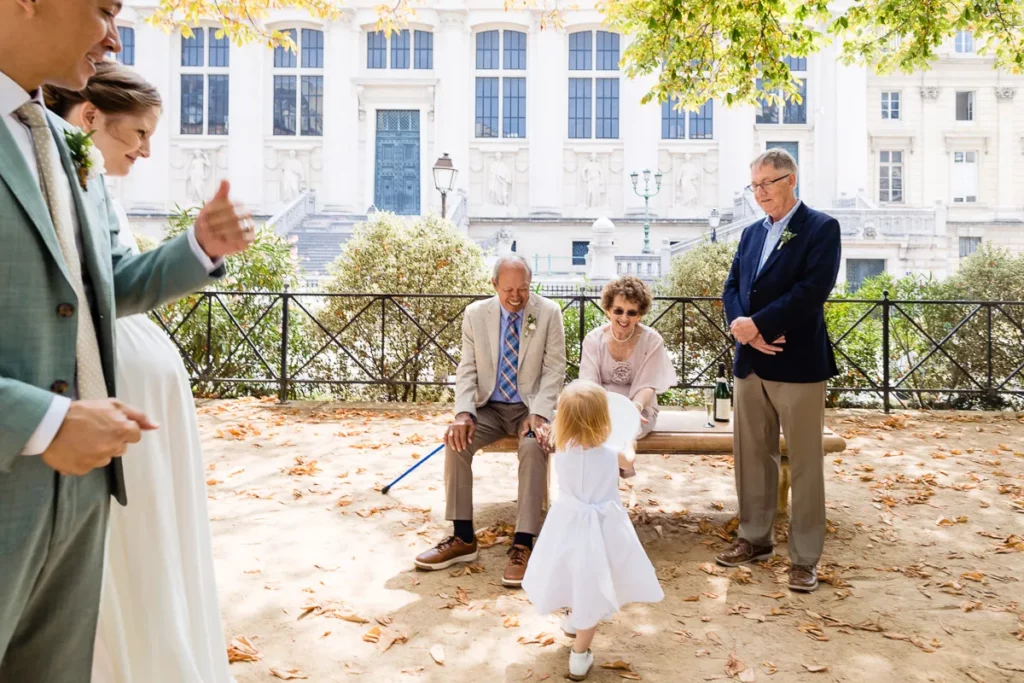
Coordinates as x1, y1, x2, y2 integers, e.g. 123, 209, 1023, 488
273, 29, 324, 136
474, 29, 526, 139
568, 30, 619, 139
180, 28, 229, 135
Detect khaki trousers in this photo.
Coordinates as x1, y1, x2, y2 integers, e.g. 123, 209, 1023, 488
445, 401, 547, 535
733, 373, 826, 566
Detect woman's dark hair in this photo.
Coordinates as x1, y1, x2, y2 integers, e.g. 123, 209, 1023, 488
44, 59, 162, 118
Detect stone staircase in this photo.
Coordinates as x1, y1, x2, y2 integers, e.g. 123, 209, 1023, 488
288, 213, 364, 288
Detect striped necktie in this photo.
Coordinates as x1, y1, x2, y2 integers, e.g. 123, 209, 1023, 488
16, 101, 107, 400
497, 312, 520, 401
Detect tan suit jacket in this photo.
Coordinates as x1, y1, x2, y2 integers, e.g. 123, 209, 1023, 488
453, 294, 566, 421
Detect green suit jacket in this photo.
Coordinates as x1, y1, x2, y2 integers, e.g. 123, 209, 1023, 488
0, 108, 222, 505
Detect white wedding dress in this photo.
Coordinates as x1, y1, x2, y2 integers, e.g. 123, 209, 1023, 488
91, 198, 232, 683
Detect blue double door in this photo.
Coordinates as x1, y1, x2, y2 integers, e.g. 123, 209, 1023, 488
374, 110, 420, 215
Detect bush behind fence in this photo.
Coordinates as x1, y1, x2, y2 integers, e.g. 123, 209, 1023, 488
152, 290, 1024, 412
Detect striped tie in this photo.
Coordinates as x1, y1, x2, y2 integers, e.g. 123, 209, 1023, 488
498, 312, 520, 401
16, 101, 108, 400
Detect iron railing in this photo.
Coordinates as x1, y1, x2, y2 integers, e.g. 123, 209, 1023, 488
151, 290, 1024, 411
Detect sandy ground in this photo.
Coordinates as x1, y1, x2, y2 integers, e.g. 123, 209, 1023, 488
198, 400, 1024, 683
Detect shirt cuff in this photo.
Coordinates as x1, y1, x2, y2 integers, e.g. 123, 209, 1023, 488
187, 227, 224, 274
20, 396, 71, 456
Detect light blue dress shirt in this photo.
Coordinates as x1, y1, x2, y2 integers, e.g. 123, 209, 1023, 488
490, 305, 524, 404
756, 199, 802, 276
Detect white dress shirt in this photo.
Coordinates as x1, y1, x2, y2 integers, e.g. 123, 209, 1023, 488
0, 69, 219, 456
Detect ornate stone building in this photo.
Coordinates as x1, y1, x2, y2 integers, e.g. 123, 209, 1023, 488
112, 1, 1024, 288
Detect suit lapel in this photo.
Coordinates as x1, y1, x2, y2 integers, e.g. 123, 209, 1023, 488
0, 118, 72, 284
516, 297, 538, 372
755, 202, 807, 283
483, 297, 501, 380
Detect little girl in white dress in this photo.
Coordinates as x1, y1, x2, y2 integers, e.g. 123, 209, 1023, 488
522, 380, 663, 681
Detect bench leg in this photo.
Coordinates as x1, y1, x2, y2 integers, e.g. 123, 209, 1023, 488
542, 453, 551, 512
777, 457, 791, 518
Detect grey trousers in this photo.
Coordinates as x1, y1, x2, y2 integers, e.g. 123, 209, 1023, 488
445, 401, 548, 535
733, 373, 826, 567
0, 455, 110, 682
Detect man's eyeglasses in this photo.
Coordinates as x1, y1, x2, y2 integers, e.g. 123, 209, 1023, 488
611, 307, 640, 318
746, 173, 791, 193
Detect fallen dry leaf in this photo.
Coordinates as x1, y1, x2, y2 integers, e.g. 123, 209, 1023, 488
725, 653, 746, 677
803, 664, 828, 673
429, 644, 445, 665
269, 667, 308, 680
226, 636, 260, 663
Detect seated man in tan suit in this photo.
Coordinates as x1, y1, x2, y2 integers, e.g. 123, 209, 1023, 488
415, 255, 566, 587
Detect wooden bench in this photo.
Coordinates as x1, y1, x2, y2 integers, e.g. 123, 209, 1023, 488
482, 410, 846, 516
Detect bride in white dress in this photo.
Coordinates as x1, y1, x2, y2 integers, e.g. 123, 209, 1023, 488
44, 61, 232, 683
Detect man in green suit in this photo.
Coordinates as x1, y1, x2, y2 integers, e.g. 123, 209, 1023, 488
0, 1, 256, 679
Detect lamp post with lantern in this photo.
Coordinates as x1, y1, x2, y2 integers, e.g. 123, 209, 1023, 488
709, 207, 721, 243
432, 153, 458, 218
630, 168, 662, 254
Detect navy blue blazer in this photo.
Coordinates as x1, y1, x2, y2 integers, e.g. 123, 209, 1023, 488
722, 202, 841, 383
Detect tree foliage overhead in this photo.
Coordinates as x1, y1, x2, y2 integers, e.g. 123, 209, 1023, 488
151, 0, 1024, 110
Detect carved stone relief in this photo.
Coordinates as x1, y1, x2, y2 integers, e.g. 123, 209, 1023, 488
469, 148, 528, 215
170, 145, 227, 206
263, 147, 322, 205
919, 86, 941, 101
562, 149, 623, 214
995, 86, 1017, 102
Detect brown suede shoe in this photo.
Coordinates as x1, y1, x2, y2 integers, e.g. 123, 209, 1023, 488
502, 544, 532, 588
788, 564, 819, 592
715, 538, 774, 567
414, 536, 478, 571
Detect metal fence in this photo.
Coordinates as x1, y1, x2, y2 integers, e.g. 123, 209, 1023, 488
151, 290, 1024, 412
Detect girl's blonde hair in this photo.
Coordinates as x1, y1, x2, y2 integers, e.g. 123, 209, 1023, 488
553, 380, 611, 451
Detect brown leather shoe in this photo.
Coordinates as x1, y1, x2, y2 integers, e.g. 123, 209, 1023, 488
788, 564, 819, 592
715, 538, 774, 567
414, 536, 478, 571
502, 544, 531, 588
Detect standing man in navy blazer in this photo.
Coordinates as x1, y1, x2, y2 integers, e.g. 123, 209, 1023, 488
717, 149, 841, 592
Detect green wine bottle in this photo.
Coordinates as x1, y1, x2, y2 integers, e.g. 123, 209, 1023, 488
714, 363, 731, 423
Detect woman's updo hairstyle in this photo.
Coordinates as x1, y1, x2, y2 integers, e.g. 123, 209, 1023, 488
44, 59, 162, 118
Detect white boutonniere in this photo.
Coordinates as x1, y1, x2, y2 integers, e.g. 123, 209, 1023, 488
525, 314, 537, 337
776, 226, 797, 251
63, 128, 105, 190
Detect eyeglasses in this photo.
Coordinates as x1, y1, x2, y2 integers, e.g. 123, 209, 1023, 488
611, 307, 640, 318
746, 173, 791, 193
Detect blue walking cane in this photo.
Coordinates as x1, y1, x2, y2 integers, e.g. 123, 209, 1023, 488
381, 443, 445, 495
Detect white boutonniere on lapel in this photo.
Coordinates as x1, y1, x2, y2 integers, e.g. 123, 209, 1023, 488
63, 129, 105, 191
524, 314, 537, 337
776, 226, 797, 251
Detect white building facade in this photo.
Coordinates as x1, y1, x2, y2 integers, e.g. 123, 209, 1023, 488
112, 1, 1024, 289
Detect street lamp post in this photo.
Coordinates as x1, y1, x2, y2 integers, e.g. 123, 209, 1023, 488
432, 153, 458, 218
708, 207, 721, 243
630, 168, 662, 254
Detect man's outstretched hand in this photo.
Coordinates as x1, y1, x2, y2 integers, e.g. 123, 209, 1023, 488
193, 180, 256, 259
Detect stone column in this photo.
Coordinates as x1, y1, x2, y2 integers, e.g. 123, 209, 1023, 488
434, 10, 472, 218
129, 22, 171, 212
322, 15, 360, 212
527, 17, 564, 215
716, 102, 756, 211
831, 55, 868, 204
995, 86, 1017, 213
919, 86, 942, 205
227, 40, 264, 209
620, 44, 659, 216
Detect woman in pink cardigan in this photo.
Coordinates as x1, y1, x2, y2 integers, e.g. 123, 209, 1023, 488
579, 276, 678, 474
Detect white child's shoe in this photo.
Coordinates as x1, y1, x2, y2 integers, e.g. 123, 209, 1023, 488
568, 649, 594, 681
560, 615, 577, 637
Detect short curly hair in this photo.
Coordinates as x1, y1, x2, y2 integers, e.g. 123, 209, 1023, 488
601, 275, 653, 317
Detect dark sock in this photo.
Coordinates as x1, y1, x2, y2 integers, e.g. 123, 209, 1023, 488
513, 532, 534, 550
453, 520, 475, 545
